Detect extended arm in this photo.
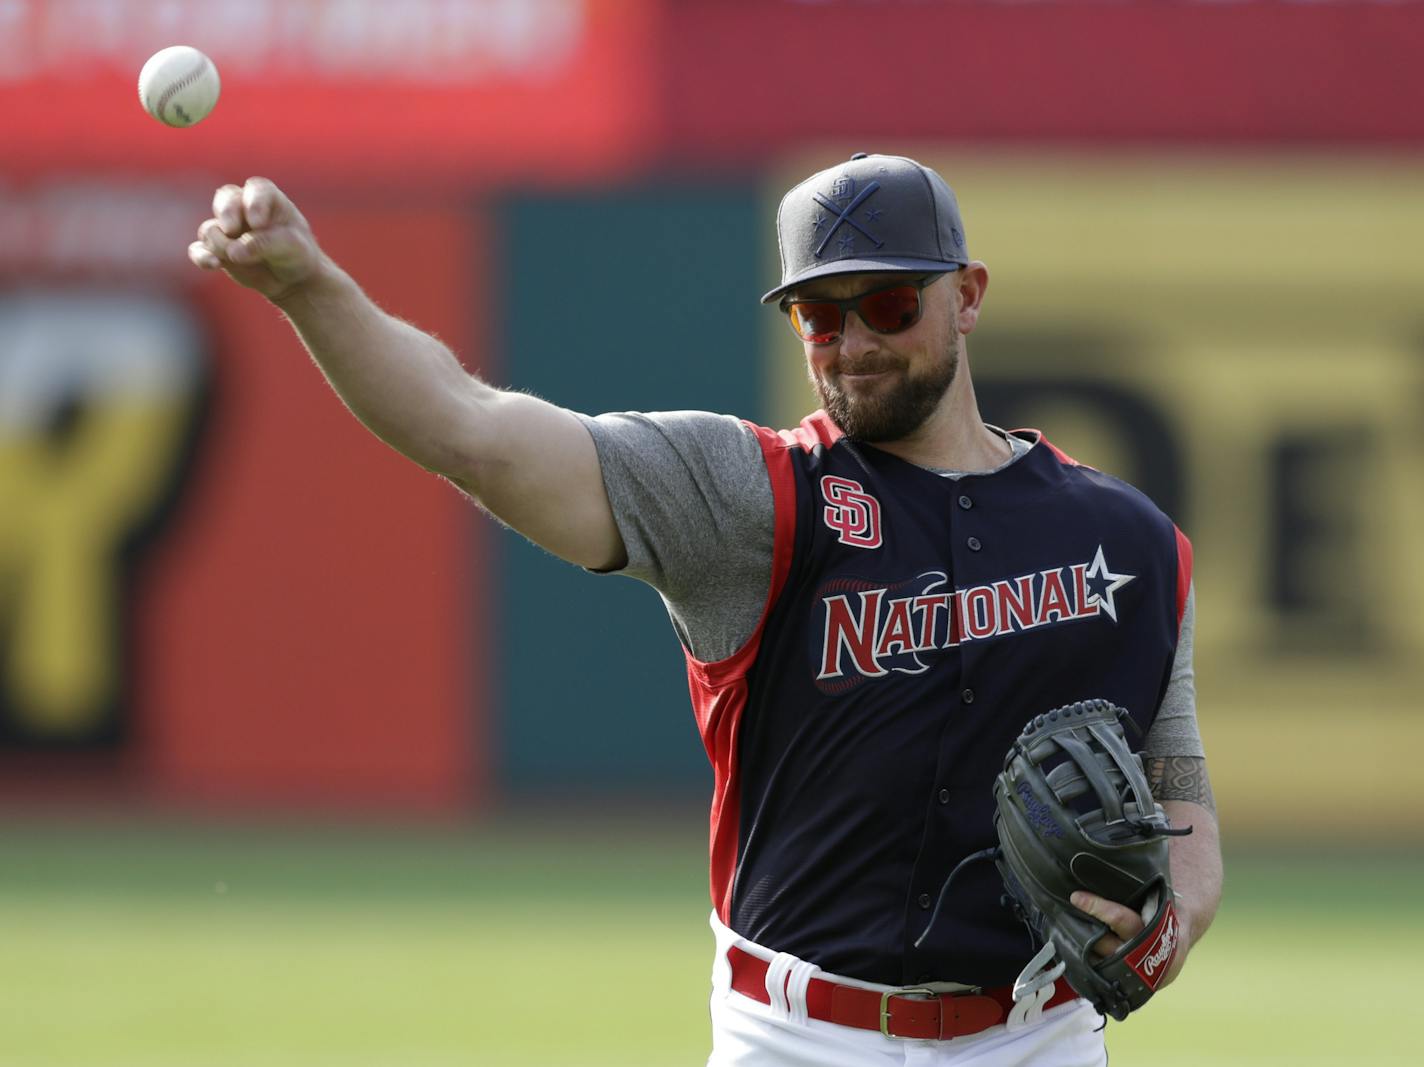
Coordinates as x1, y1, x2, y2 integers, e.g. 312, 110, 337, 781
188, 177, 625, 571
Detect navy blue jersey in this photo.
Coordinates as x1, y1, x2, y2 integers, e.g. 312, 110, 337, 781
686, 412, 1191, 989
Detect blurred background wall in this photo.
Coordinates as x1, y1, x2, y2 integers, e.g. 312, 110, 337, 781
2, 0, 1421, 841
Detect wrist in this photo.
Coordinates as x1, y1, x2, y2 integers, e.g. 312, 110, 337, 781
270, 256, 345, 314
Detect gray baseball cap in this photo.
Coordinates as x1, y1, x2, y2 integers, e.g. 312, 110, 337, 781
761, 153, 969, 304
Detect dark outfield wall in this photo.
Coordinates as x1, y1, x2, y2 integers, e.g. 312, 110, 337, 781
496, 185, 765, 798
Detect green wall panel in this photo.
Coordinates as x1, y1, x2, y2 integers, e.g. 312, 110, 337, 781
497, 184, 765, 797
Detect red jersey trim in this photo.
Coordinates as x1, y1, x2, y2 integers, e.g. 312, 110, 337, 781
1021, 427, 1100, 473
683, 421, 800, 923
779, 409, 844, 452
1173, 526, 1193, 633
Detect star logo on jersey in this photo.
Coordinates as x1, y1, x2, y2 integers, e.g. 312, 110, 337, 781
1083, 545, 1135, 622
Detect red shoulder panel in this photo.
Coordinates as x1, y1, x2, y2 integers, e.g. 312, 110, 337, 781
685, 421, 800, 921
779, 409, 843, 453
1174, 526, 1193, 633
1020, 428, 1099, 472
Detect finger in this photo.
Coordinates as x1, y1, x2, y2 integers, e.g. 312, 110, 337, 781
229, 225, 302, 267
242, 176, 290, 230
1090, 930, 1125, 957
1072, 890, 1128, 957
212, 184, 246, 237
198, 218, 236, 259
188, 241, 222, 270
1071, 891, 1144, 946
229, 231, 261, 264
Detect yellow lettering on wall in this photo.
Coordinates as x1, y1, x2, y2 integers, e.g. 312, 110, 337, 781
0, 402, 191, 732
0, 291, 203, 744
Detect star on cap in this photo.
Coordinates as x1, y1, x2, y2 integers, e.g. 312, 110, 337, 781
837, 232, 855, 254
1084, 545, 1135, 622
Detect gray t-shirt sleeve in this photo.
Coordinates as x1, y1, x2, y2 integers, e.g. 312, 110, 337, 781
575, 411, 774, 662
1142, 585, 1205, 759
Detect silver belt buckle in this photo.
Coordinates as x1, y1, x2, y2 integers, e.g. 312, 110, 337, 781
879, 986, 938, 1038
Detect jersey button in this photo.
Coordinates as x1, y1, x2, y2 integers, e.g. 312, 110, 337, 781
966, 536, 982, 551
961, 688, 975, 704
958, 494, 973, 510
938, 788, 950, 804
918, 893, 932, 909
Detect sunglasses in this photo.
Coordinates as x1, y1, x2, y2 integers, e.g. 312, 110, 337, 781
780, 273, 947, 345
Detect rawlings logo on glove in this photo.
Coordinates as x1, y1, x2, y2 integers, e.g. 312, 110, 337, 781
1125, 900, 1180, 988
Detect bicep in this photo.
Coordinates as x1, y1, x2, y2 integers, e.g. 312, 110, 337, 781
575, 410, 776, 659
445, 389, 625, 571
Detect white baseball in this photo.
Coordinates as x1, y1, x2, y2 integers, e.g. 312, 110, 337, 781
138, 46, 220, 128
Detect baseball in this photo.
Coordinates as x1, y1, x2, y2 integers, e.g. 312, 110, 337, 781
138, 46, 220, 127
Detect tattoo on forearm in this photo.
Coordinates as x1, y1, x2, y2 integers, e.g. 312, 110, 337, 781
1145, 756, 1216, 814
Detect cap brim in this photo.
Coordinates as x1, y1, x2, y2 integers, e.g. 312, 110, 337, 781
760, 256, 965, 304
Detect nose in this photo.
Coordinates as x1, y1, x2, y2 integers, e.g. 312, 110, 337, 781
836, 309, 880, 359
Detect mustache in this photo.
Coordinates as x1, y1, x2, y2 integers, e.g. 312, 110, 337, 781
832, 358, 904, 376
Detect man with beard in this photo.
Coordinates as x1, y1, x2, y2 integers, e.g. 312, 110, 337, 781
189, 154, 1221, 1066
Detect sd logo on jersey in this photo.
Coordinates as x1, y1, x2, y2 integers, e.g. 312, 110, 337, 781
820, 476, 882, 549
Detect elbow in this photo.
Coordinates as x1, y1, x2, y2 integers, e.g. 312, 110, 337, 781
406, 376, 505, 489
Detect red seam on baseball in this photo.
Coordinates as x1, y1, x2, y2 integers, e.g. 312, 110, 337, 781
155, 54, 211, 126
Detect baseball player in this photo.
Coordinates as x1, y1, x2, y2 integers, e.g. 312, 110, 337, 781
189, 154, 1222, 1065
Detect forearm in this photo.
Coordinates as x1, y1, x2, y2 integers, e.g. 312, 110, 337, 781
1162, 799, 1222, 951
273, 260, 487, 477
1148, 755, 1223, 949
1151, 753, 1223, 991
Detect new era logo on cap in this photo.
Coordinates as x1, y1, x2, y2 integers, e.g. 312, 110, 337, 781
762, 153, 969, 304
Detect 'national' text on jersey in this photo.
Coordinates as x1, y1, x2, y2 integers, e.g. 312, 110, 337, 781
817, 547, 1136, 682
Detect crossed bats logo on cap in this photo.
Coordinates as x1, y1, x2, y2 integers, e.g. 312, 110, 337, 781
810, 176, 885, 259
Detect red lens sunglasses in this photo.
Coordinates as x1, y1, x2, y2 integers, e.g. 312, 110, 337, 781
780, 273, 947, 345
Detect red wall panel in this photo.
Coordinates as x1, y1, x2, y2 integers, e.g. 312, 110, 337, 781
0, 201, 490, 815
0, 0, 658, 188
658, 1, 1424, 160
147, 206, 488, 813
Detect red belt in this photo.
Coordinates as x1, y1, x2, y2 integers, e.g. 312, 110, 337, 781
727, 945, 1079, 1041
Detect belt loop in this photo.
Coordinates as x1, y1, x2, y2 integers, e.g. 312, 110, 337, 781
765, 952, 798, 1018
786, 959, 819, 1025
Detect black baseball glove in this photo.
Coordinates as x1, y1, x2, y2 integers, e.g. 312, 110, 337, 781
992, 698, 1191, 1021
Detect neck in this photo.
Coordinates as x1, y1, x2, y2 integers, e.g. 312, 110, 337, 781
867, 368, 1010, 471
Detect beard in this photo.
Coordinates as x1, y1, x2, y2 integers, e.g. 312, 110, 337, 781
815, 334, 959, 443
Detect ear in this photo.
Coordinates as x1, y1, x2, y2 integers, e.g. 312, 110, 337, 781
953, 262, 990, 334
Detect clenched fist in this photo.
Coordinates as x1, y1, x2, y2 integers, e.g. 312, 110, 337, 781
188, 177, 325, 303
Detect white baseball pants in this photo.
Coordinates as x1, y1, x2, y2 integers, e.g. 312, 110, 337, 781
706, 914, 1108, 1067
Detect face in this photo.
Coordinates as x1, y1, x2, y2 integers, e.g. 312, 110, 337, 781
790, 271, 961, 443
